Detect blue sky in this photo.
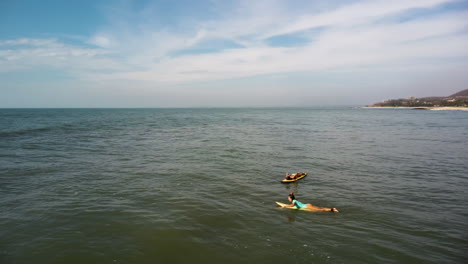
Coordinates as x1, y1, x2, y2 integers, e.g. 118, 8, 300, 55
1, 0, 468, 107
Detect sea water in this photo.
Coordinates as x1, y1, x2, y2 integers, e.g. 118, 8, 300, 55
1, 108, 467, 263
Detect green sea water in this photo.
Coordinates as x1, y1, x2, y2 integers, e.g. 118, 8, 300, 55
1, 108, 467, 263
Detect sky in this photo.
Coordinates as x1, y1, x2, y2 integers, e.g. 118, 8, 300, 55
1, 0, 468, 107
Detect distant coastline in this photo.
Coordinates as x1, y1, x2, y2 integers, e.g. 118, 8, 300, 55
365, 89, 468, 110
362, 106, 468, 111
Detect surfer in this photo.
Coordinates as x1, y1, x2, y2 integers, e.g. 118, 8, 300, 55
282, 193, 339, 212
285, 172, 303, 180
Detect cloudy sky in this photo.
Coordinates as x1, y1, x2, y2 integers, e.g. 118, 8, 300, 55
1, 0, 468, 107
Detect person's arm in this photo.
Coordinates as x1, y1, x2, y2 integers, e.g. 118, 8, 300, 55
282, 202, 296, 208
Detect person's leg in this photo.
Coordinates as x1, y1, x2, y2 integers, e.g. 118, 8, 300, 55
306, 204, 338, 212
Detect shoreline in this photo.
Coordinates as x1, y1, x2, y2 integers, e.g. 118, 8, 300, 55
361, 106, 468, 111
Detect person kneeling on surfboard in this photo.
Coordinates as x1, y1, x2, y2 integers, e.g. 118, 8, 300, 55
283, 193, 339, 212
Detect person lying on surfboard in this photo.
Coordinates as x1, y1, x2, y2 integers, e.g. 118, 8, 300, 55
285, 172, 304, 180
282, 192, 339, 212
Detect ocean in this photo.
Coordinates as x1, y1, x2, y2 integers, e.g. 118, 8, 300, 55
1, 108, 467, 263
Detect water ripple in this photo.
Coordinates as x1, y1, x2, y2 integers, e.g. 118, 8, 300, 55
1, 108, 467, 264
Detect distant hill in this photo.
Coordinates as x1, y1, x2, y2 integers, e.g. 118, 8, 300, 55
450, 89, 468, 97
369, 89, 468, 107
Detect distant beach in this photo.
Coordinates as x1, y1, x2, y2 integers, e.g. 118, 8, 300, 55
365, 89, 468, 110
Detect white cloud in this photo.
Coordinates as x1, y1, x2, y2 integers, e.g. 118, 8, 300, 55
0, 38, 122, 73
89, 35, 113, 48
82, 7, 468, 84
259, 0, 460, 39
1, 0, 467, 86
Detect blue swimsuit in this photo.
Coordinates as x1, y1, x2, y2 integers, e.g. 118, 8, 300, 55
292, 199, 307, 209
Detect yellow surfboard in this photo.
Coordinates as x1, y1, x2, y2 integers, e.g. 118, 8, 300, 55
281, 172, 307, 183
